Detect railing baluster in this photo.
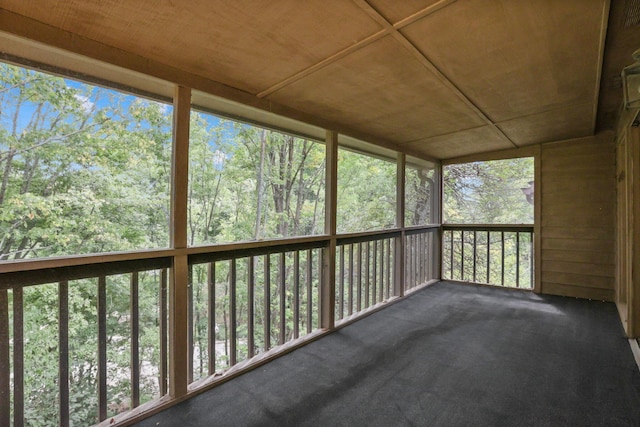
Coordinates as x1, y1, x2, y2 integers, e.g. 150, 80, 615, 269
357, 243, 362, 312
339, 245, 345, 319
460, 231, 465, 281
293, 251, 300, 339
247, 258, 255, 358
306, 250, 312, 334
411, 234, 420, 288
530, 231, 534, 289
14, 286, 24, 427
264, 254, 271, 351
364, 241, 370, 308
318, 248, 323, 329
348, 244, 354, 315
407, 236, 412, 289
98, 276, 107, 421
229, 259, 237, 366
473, 231, 477, 283
207, 263, 216, 375
421, 233, 425, 285
449, 231, 454, 280
160, 269, 168, 393
372, 240, 378, 305
379, 239, 384, 302
501, 232, 505, 287
278, 253, 286, 346
0, 289, 8, 427
187, 266, 193, 383
386, 239, 392, 300
131, 272, 140, 408
486, 232, 491, 284
516, 232, 521, 288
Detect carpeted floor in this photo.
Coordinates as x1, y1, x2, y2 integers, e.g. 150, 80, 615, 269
135, 281, 640, 427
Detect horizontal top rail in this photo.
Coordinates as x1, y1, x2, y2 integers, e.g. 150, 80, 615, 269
0, 226, 442, 288
188, 237, 328, 265
405, 225, 440, 236
336, 229, 401, 246
442, 224, 534, 232
0, 256, 171, 289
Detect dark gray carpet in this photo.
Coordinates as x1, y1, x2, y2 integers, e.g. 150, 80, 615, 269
136, 281, 640, 427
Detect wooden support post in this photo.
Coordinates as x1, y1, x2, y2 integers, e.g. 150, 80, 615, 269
13, 286, 24, 427
59, 282, 69, 426
321, 131, 337, 330
395, 153, 406, 297
169, 84, 190, 398
0, 290, 10, 427
533, 145, 542, 293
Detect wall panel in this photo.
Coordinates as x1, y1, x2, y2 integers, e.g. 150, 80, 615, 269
541, 133, 616, 301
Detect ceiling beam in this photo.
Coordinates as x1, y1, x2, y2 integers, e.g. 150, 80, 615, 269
592, 0, 611, 134
352, 0, 517, 149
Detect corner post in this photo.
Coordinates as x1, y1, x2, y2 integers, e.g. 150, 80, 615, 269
321, 131, 338, 329
169, 85, 190, 397
395, 153, 406, 297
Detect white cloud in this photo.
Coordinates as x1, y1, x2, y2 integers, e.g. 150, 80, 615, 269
74, 94, 94, 114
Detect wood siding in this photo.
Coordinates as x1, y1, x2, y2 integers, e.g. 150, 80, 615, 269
541, 134, 616, 301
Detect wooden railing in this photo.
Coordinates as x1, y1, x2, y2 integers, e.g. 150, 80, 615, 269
405, 227, 439, 292
0, 254, 171, 425
0, 227, 439, 425
335, 231, 397, 322
442, 224, 534, 289
186, 238, 326, 383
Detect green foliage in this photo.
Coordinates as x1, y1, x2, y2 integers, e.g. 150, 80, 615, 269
337, 150, 396, 233
443, 158, 534, 224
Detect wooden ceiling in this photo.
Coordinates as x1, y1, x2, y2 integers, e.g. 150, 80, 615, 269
0, 0, 632, 160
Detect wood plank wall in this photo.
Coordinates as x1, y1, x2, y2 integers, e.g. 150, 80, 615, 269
540, 133, 616, 301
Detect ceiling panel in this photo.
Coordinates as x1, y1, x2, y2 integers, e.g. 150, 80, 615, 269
2, 0, 382, 94
266, 35, 486, 143
398, 126, 512, 159
0, 0, 615, 160
497, 102, 594, 147
401, 0, 606, 123
365, 0, 442, 24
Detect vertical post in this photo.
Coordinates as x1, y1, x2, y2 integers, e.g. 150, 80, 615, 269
472, 231, 477, 283
169, 84, 190, 397
395, 153, 406, 296
364, 242, 370, 308
293, 251, 300, 339
501, 231, 505, 286
372, 240, 378, 304
97, 277, 107, 421
131, 273, 140, 408
348, 245, 354, 315
450, 230, 454, 279
356, 243, 362, 312
13, 287, 24, 427
229, 259, 237, 366
278, 253, 286, 345
264, 254, 271, 350
516, 232, 521, 288
159, 269, 168, 394
322, 130, 338, 329
486, 231, 491, 284
305, 250, 312, 334
59, 282, 69, 426
207, 263, 216, 375
247, 258, 255, 357
339, 245, 345, 319
460, 231, 465, 281
187, 267, 193, 383
0, 290, 9, 427
533, 145, 542, 293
